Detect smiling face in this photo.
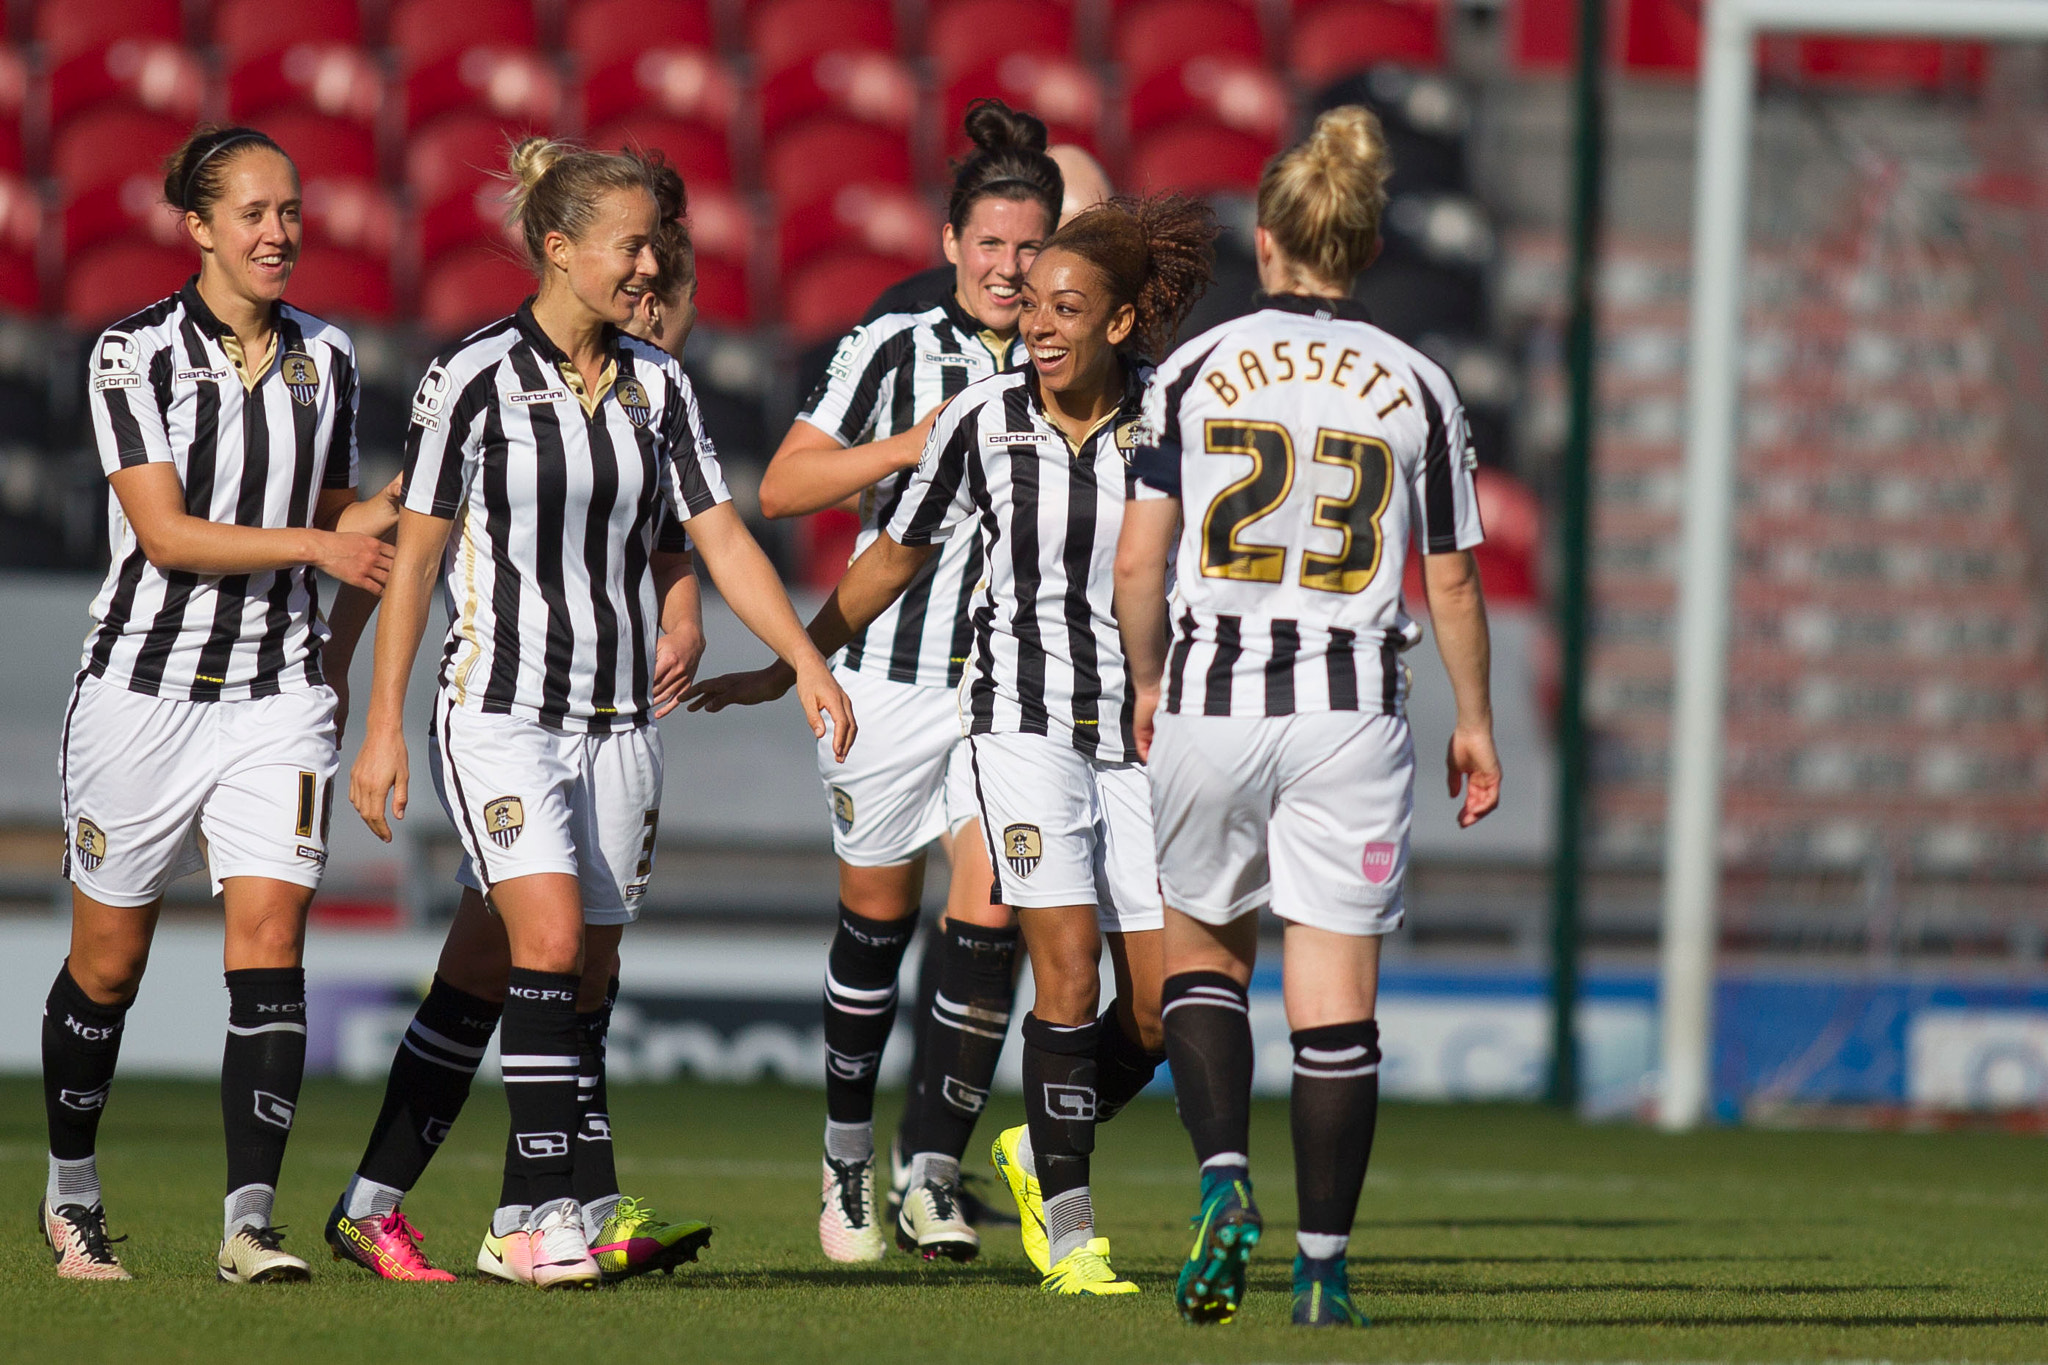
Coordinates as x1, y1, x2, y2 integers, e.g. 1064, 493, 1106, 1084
1017, 246, 1133, 400
944, 195, 1054, 336
545, 186, 661, 328
186, 147, 301, 307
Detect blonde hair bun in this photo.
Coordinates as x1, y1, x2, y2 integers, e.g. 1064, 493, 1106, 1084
1256, 105, 1392, 288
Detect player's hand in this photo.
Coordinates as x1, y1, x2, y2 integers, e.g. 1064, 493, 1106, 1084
895, 404, 943, 470
1446, 723, 1501, 828
686, 660, 796, 712
795, 659, 857, 763
315, 530, 395, 594
651, 625, 706, 718
350, 723, 409, 842
1131, 684, 1160, 763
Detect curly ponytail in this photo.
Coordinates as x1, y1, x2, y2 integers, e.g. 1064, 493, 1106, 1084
1257, 106, 1392, 286
1042, 194, 1218, 358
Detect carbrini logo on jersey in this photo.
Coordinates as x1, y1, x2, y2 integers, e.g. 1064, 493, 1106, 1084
281, 351, 320, 405
616, 377, 652, 427
74, 817, 106, 872
483, 796, 526, 848
1002, 823, 1042, 878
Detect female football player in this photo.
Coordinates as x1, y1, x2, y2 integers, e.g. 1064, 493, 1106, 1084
1115, 106, 1501, 1328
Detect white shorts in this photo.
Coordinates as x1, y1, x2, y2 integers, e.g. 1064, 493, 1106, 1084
59, 673, 339, 906
966, 731, 1163, 931
818, 665, 976, 866
430, 698, 663, 926
1149, 710, 1413, 937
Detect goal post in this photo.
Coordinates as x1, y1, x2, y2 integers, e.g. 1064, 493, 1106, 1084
1660, 0, 2048, 1132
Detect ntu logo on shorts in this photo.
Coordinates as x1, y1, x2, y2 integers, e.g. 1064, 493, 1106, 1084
1002, 823, 1042, 878
281, 351, 320, 405
482, 796, 525, 848
830, 785, 855, 833
74, 817, 106, 873
615, 377, 652, 427
1362, 841, 1398, 885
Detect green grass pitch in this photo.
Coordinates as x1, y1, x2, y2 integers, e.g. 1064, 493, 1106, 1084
3, 1077, 2048, 1364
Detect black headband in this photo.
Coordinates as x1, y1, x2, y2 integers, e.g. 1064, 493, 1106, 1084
181, 131, 273, 212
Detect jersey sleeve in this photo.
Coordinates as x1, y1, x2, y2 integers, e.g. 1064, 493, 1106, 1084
653, 504, 693, 553
87, 329, 173, 476
1409, 366, 1485, 554
324, 340, 361, 490
400, 358, 492, 519
658, 371, 734, 525
794, 317, 909, 446
884, 394, 978, 546
1132, 339, 1222, 501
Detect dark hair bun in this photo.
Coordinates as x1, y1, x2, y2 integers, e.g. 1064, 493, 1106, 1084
963, 99, 1048, 155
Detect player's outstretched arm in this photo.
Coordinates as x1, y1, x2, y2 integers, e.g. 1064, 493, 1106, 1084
108, 462, 393, 590
315, 475, 408, 735
681, 501, 860, 761
325, 471, 405, 540
757, 413, 938, 519
1113, 496, 1180, 762
649, 548, 705, 719
1422, 548, 1501, 828
349, 507, 454, 841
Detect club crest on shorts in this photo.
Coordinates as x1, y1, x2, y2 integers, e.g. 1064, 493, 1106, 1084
830, 785, 855, 833
281, 351, 320, 405
615, 377, 652, 427
1002, 823, 1042, 878
1362, 841, 1398, 885
73, 817, 106, 873
482, 796, 525, 848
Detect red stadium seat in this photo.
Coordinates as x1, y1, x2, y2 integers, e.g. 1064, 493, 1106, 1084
691, 255, 752, 325
260, 110, 379, 182
301, 176, 401, 260
283, 248, 394, 322
416, 181, 519, 267
1287, 0, 1445, 82
388, 0, 539, 67
63, 238, 192, 328
941, 56, 1104, 158
1621, 0, 1698, 74
684, 184, 755, 324
51, 107, 188, 196
0, 247, 36, 313
586, 116, 735, 190
763, 121, 911, 207
213, 0, 362, 64
760, 51, 916, 141
579, 47, 739, 131
1793, 38, 1984, 91
775, 183, 935, 274
927, 0, 1075, 80
228, 43, 385, 125
60, 177, 185, 258
0, 50, 28, 174
404, 47, 563, 133
566, 0, 714, 73
49, 39, 206, 127
405, 112, 524, 209
33, 0, 182, 64
418, 241, 533, 337
782, 250, 913, 343
747, 0, 896, 78
1112, 0, 1266, 83
1127, 120, 1270, 195
0, 173, 47, 290
1126, 56, 1287, 143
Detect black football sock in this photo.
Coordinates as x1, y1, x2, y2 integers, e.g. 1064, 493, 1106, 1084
891, 919, 945, 1169
41, 965, 128, 1212
347, 975, 502, 1218
573, 977, 621, 1221
1091, 998, 1165, 1126
906, 921, 1016, 1176
1161, 971, 1254, 1180
499, 969, 584, 1209
1291, 1019, 1380, 1259
823, 904, 917, 1143
1021, 1012, 1098, 1265
221, 967, 307, 1234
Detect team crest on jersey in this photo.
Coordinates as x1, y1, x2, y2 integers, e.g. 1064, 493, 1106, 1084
73, 817, 106, 873
615, 377, 652, 427
482, 796, 525, 848
1001, 823, 1042, 878
1113, 417, 1157, 454
281, 351, 320, 404
830, 785, 855, 833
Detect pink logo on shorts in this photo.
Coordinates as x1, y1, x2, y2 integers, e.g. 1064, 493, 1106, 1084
1362, 842, 1399, 885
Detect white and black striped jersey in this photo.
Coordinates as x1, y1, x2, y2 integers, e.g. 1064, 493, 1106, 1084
82, 279, 359, 700
886, 362, 1154, 763
401, 303, 731, 734
797, 295, 1021, 688
1134, 294, 1484, 718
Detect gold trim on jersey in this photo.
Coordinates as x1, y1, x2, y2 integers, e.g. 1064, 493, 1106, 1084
557, 358, 619, 418
219, 331, 280, 392
452, 508, 482, 702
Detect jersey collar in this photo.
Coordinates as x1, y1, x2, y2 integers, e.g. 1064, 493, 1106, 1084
939, 290, 1016, 369
1255, 290, 1374, 324
180, 276, 283, 390
515, 297, 629, 415
1024, 354, 1148, 456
